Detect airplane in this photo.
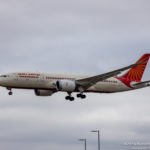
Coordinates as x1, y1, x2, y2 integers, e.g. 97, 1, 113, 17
0, 54, 150, 101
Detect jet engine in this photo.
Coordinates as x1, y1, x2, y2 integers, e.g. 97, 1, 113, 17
56, 80, 76, 92
34, 89, 54, 96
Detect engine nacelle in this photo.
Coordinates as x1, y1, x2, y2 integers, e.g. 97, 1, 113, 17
56, 80, 76, 92
34, 89, 54, 96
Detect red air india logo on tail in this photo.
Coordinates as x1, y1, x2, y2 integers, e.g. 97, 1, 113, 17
122, 54, 150, 82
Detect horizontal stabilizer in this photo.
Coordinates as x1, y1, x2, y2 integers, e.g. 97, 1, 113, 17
133, 80, 150, 87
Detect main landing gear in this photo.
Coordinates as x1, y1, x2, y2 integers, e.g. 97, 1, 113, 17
77, 93, 86, 99
65, 96, 75, 101
65, 92, 86, 101
65, 92, 75, 101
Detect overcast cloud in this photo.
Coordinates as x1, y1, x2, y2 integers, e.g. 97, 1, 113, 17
0, 0, 150, 150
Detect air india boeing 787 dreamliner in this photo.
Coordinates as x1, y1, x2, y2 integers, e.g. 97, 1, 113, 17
0, 54, 150, 101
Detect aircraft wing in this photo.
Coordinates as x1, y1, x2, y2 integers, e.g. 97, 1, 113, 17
76, 62, 144, 92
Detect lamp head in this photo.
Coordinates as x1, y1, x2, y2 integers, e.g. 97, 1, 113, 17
91, 130, 99, 132
79, 139, 86, 141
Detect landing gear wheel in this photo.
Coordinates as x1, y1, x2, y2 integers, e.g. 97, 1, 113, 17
65, 96, 75, 101
66, 92, 75, 101
69, 97, 75, 101
77, 93, 86, 99
77, 94, 81, 98
65, 96, 70, 100
8, 91, 13, 95
81, 95, 86, 99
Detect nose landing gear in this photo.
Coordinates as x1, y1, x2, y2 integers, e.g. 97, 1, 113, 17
8, 91, 13, 95
7, 87, 13, 96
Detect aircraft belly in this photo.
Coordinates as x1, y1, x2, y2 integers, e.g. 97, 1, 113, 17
88, 82, 130, 93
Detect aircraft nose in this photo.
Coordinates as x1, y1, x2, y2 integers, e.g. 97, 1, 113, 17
0, 76, 6, 86
0, 78, 3, 85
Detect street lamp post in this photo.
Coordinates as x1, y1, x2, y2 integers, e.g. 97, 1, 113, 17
91, 130, 100, 150
79, 139, 87, 150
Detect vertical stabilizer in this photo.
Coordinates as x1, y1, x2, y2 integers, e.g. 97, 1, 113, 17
122, 54, 150, 82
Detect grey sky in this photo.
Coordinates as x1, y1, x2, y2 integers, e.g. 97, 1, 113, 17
0, 0, 150, 150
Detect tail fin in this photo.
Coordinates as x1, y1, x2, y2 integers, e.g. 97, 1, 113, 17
122, 53, 150, 82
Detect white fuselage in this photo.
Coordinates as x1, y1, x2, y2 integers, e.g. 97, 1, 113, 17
0, 72, 132, 93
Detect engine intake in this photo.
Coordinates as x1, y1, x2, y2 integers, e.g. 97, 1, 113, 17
56, 80, 76, 92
